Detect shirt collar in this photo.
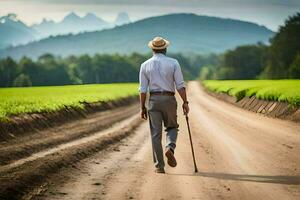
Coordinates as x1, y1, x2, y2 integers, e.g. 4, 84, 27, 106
153, 53, 166, 58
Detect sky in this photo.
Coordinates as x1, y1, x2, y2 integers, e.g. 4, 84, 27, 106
0, 0, 300, 31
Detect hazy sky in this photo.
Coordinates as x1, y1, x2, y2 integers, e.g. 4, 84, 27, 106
1, 0, 300, 31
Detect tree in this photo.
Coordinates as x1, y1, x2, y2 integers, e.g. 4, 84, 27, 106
127, 53, 148, 70
64, 55, 83, 84
13, 74, 32, 87
289, 53, 300, 78
19, 56, 40, 85
0, 57, 19, 87
199, 65, 216, 80
76, 55, 94, 84
37, 54, 72, 85
216, 44, 267, 79
264, 12, 300, 78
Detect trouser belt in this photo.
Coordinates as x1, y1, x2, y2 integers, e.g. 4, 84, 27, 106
150, 91, 175, 96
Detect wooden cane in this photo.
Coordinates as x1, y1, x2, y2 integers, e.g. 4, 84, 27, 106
185, 115, 198, 173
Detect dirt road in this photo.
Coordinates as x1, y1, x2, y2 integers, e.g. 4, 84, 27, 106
1, 81, 299, 199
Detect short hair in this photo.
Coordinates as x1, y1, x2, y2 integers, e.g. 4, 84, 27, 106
152, 48, 167, 54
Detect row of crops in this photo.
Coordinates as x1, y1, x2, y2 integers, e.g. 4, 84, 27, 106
2, 80, 300, 121
202, 80, 300, 107
0, 83, 139, 121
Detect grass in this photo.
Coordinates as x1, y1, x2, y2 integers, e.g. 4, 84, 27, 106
0, 83, 139, 121
202, 80, 300, 107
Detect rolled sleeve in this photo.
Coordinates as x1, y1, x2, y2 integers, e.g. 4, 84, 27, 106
139, 64, 149, 93
174, 61, 185, 90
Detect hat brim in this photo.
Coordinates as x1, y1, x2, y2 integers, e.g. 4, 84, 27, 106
148, 40, 170, 50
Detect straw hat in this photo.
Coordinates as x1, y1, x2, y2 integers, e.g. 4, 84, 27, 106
148, 37, 170, 50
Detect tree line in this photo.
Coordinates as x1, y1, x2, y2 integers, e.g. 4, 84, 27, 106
0, 52, 217, 87
200, 13, 300, 80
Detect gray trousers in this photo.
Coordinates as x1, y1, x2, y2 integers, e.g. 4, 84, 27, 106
148, 95, 179, 169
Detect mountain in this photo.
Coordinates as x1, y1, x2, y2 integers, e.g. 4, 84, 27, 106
114, 12, 130, 26
0, 14, 39, 49
0, 12, 129, 50
0, 13, 274, 59
31, 18, 56, 37
32, 12, 112, 37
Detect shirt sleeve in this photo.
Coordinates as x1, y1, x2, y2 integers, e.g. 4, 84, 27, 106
139, 64, 149, 93
174, 60, 185, 90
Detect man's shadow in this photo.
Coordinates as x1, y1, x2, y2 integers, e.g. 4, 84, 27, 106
167, 171, 300, 185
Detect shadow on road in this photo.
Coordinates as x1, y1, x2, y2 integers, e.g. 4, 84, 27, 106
167, 171, 300, 185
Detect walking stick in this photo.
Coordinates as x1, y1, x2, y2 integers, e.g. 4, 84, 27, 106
185, 114, 198, 173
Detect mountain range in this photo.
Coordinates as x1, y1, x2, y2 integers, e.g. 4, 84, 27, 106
0, 13, 274, 59
0, 14, 39, 49
0, 12, 131, 49
32, 12, 131, 37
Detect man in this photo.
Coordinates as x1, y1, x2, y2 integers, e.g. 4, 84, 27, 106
139, 36, 189, 173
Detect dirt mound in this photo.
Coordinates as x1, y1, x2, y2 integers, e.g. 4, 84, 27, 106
0, 103, 139, 166
203, 86, 300, 122
0, 96, 138, 140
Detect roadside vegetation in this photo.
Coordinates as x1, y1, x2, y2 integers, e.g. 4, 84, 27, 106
0, 83, 138, 121
203, 80, 300, 106
200, 13, 300, 80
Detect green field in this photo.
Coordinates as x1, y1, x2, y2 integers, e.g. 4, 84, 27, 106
202, 80, 300, 106
0, 83, 139, 121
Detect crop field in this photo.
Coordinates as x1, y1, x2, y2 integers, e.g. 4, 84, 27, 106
0, 83, 138, 120
202, 80, 300, 106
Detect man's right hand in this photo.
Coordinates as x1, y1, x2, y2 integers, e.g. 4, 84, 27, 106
141, 107, 148, 120
182, 102, 189, 115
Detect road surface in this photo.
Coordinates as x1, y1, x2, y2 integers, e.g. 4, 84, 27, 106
30, 81, 299, 200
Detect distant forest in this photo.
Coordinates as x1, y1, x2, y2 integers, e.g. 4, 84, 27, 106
200, 13, 300, 80
0, 53, 218, 87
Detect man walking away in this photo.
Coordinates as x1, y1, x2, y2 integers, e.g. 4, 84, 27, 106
139, 36, 189, 173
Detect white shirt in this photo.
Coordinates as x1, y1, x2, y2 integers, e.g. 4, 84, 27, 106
139, 53, 185, 93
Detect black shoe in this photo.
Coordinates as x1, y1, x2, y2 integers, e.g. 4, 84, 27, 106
165, 149, 177, 167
